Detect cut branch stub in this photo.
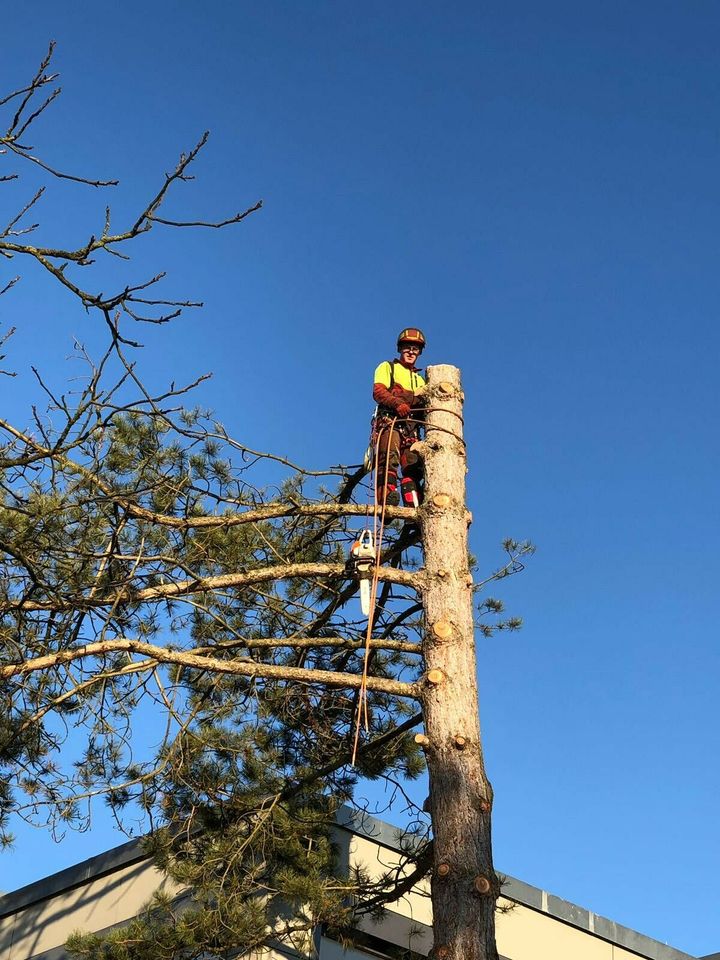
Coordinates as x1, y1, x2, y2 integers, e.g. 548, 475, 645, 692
426, 668, 445, 685
409, 439, 428, 462
473, 875, 492, 896
453, 735, 467, 750
437, 381, 454, 396
436, 862, 451, 878
432, 493, 451, 509
431, 620, 453, 641
414, 733, 431, 748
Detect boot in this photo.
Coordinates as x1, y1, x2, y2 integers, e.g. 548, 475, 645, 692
401, 476, 421, 507
378, 484, 399, 507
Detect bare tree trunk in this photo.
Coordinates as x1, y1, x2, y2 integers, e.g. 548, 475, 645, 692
418, 364, 498, 960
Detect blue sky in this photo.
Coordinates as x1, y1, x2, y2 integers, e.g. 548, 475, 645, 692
3, 2, 720, 955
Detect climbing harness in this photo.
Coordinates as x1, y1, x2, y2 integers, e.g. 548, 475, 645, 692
366, 360, 424, 502
349, 357, 426, 763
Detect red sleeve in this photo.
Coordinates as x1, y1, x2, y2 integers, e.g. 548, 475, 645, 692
373, 383, 400, 410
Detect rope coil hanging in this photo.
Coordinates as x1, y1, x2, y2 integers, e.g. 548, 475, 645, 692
350, 418, 395, 765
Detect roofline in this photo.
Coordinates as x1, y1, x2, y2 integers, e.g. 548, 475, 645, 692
0, 835, 146, 918
0, 807, 699, 960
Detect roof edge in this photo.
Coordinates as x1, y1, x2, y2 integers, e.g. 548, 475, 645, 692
0, 806, 700, 960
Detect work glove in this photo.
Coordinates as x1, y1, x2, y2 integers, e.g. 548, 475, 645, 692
396, 402, 412, 418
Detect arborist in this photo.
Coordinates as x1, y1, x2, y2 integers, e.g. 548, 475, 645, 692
371, 328, 427, 507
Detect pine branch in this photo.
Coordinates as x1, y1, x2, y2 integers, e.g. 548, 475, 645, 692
0, 637, 420, 698
3, 562, 421, 612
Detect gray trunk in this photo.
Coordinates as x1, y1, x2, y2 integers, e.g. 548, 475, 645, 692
418, 364, 498, 960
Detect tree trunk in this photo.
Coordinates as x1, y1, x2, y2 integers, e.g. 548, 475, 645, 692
418, 364, 498, 960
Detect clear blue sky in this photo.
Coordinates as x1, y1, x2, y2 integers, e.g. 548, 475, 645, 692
3, 2, 720, 955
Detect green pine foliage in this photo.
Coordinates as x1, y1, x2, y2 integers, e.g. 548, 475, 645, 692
1, 379, 429, 957
1, 47, 530, 958
0, 379, 528, 958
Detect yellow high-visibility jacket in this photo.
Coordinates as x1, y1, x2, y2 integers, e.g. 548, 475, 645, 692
373, 360, 425, 393
373, 360, 425, 417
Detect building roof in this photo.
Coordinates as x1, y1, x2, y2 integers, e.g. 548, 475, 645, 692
0, 808, 702, 960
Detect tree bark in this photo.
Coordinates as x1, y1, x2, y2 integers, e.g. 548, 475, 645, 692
419, 365, 498, 960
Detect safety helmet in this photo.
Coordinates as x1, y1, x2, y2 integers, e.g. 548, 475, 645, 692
397, 327, 426, 352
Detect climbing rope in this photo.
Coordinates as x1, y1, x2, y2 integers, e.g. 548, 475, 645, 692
351, 417, 395, 765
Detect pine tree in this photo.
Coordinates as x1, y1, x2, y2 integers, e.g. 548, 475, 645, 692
1, 47, 532, 960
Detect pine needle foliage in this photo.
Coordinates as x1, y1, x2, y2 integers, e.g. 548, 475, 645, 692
1, 47, 531, 959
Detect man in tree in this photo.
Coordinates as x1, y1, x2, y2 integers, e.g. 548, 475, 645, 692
0, 47, 534, 960
372, 328, 427, 507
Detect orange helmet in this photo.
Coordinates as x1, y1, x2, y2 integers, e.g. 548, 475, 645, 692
397, 327, 426, 352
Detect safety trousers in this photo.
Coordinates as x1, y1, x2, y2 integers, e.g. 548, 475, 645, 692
375, 418, 423, 507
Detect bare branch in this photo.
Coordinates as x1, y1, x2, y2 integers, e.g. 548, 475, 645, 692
0, 637, 420, 699
3, 561, 422, 612
13, 86, 62, 141
4, 42, 57, 131
0, 138, 120, 188
150, 199, 263, 229
120, 499, 418, 529
1, 187, 44, 238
